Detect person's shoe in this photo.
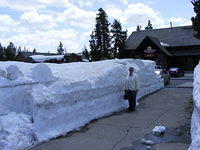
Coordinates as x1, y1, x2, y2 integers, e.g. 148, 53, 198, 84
127, 108, 135, 112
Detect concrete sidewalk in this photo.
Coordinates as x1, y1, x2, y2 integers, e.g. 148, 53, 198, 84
31, 87, 192, 150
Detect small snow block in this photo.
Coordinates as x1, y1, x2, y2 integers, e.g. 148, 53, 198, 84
152, 126, 166, 136
31, 63, 54, 83
6, 65, 23, 80
140, 139, 154, 145
146, 146, 151, 149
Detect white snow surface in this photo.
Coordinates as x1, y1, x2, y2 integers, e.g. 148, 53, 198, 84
0, 112, 35, 150
189, 62, 200, 150
141, 139, 154, 145
31, 63, 55, 83
160, 42, 170, 47
0, 59, 163, 149
30, 55, 64, 62
152, 126, 166, 135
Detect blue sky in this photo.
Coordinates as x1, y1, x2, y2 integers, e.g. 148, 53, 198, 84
0, 0, 194, 53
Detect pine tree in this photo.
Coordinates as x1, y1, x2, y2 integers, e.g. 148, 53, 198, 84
33, 48, 36, 53
82, 46, 90, 60
110, 19, 127, 58
57, 41, 64, 54
136, 25, 142, 31
0, 43, 4, 60
94, 8, 111, 60
89, 31, 100, 61
18, 46, 22, 52
5, 42, 16, 60
145, 20, 153, 30
192, 0, 200, 39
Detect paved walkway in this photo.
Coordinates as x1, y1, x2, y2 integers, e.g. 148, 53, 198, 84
31, 80, 193, 150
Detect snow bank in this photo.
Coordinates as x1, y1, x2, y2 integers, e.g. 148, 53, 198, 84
30, 55, 64, 62
152, 126, 166, 136
0, 112, 36, 150
189, 62, 200, 150
0, 59, 163, 149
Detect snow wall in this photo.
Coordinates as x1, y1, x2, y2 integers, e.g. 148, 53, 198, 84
0, 59, 163, 149
189, 62, 200, 150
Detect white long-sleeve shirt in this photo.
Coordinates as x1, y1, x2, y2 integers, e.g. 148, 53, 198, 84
125, 73, 140, 91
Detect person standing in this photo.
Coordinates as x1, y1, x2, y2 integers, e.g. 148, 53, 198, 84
125, 67, 140, 112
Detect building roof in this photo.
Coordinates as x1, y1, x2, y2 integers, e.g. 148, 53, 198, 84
30, 55, 64, 62
124, 25, 200, 50
142, 36, 173, 56
172, 49, 200, 56
19, 52, 59, 57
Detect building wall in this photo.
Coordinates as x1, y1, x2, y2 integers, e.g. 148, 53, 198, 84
120, 46, 200, 70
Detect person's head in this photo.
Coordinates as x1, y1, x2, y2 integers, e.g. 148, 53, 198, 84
129, 67, 134, 75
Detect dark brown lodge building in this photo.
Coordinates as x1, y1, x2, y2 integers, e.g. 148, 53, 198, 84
120, 25, 200, 70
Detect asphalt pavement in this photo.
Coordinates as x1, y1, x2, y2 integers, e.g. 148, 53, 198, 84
31, 73, 193, 150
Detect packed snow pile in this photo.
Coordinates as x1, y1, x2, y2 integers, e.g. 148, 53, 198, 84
31, 63, 55, 83
0, 112, 36, 150
189, 62, 200, 150
0, 59, 163, 149
141, 139, 154, 145
30, 55, 64, 62
6, 65, 23, 80
152, 126, 166, 136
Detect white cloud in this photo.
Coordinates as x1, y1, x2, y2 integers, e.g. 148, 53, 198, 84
78, 0, 94, 8
0, 15, 19, 33
0, 0, 72, 11
0, 15, 18, 27
56, 6, 96, 29
168, 17, 192, 26
106, 3, 164, 30
158, 17, 192, 29
105, 4, 124, 22
118, 0, 129, 6
0, 29, 79, 52
21, 11, 57, 29
124, 3, 164, 27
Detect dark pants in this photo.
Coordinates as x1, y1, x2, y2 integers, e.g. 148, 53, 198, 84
127, 90, 137, 110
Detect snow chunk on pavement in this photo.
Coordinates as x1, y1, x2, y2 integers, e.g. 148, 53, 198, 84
141, 139, 154, 145
6, 65, 23, 80
31, 63, 55, 83
152, 126, 166, 135
0, 112, 36, 150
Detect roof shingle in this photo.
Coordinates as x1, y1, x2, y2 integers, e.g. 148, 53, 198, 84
125, 25, 200, 50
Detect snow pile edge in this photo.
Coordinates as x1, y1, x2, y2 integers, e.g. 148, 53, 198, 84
0, 59, 163, 149
189, 62, 200, 150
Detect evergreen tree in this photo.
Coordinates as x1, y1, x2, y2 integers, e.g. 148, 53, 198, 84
64, 46, 67, 54
145, 20, 153, 30
136, 25, 142, 31
33, 48, 36, 53
18, 46, 22, 52
89, 31, 100, 61
82, 46, 90, 60
94, 8, 111, 59
192, 0, 200, 39
0, 43, 4, 60
110, 19, 127, 58
4, 42, 16, 60
57, 41, 64, 54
